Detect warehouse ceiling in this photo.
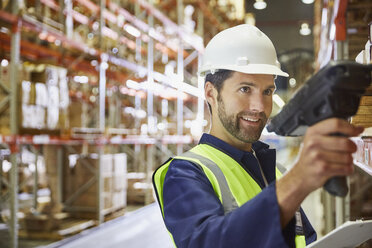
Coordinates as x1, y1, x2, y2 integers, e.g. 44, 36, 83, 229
245, 0, 314, 55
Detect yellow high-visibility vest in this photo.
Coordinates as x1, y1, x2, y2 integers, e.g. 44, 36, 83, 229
153, 143, 306, 248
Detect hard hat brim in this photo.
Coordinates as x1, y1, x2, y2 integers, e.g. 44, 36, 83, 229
199, 64, 289, 77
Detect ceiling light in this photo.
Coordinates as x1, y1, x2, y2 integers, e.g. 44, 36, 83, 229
254, 0, 267, 10
100, 61, 109, 70
289, 78, 297, 87
299, 23, 311, 36
91, 60, 98, 67
73, 76, 89, 84
1, 59, 9, 67
301, 0, 314, 4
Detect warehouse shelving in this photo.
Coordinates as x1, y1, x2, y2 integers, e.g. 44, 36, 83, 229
354, 161, 372, 176
353, 127, 372, 175
314, 0, 372, 238
0, 0, 223, 247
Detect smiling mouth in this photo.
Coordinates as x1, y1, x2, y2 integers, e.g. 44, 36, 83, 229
241, 116, 260, 122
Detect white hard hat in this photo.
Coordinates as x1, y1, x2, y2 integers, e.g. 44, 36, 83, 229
199, 24, 288, 77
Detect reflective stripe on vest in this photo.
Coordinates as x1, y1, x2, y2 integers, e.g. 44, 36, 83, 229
182, 151, 239, 213
152, 144, 306, 247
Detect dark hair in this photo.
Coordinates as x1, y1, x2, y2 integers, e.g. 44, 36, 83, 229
205, 69, 233, 113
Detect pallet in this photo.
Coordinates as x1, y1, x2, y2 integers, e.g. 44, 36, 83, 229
19, 218, 96, 240
68, 206, 126, 222
104, 207, 126, 222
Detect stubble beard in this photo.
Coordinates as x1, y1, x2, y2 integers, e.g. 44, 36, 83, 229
217, 96, 267, 144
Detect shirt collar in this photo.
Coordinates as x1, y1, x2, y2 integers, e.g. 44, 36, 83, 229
198, 133, 270, 162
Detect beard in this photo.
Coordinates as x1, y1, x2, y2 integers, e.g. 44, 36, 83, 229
217, 96, 267, 143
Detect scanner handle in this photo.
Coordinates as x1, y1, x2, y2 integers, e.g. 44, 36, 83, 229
323, 132, 349, 197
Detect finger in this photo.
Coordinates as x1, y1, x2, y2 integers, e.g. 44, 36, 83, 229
312, 160, 354, 179
307, 118, 364, 137
317, 150, 354, 165
321, 162, 354, 177
306, 136, 357, 153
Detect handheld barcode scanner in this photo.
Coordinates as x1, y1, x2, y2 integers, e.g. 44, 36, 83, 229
267, 61, 372, 197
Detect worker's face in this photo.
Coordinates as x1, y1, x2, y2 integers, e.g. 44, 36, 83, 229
208, 72, 275, 144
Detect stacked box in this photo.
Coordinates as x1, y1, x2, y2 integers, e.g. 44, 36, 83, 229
112, 153, 127, 209
113, 191, 126, 209
15, 65, 70, 133
127, 172, 153, 204
64, 153, 128, 214
352, 96, 372, 128
65, 154, 114, 210
68, 101, 84, 128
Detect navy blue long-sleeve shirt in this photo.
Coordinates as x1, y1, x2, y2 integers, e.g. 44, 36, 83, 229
162, 133, 317, 247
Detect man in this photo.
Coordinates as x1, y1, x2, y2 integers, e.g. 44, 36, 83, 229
153, 24, 363, 247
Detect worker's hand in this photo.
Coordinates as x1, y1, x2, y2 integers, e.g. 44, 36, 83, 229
276, 118, 363, 228
293, 118, 363, 194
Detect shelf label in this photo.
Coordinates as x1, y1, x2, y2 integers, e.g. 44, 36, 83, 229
33, 135, 50, 144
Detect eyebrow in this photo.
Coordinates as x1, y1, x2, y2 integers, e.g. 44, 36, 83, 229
238, 82, 276, 90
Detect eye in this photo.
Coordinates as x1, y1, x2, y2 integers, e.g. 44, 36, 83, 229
239, 86, 251, 93
263, 88, 274, 96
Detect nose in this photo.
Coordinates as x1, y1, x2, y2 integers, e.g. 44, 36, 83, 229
248, 93, 266, 113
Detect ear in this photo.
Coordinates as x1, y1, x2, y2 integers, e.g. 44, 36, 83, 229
205, 81, 218, 109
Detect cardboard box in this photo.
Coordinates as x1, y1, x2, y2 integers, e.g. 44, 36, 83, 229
113, 175, 127, 191
112, 191, 126, 209
360, 96, 372, 106
23, 213, 68, 231
72, 191, 112, 210
59, 77, 69, 110
45, 66, 59, 85
48, 85, 59, 107
68, 101, 83, 128
127, 172, 151, 204
21, 104, 46, 129
35, 82, 48, 107
47, 106, 59, 130
101, 154, 113, 178
113, 153, 127, 175
0, 113, 10, 135
22, 81, 32, 104
352, 96, 372, 128
64, 154, 115, 210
